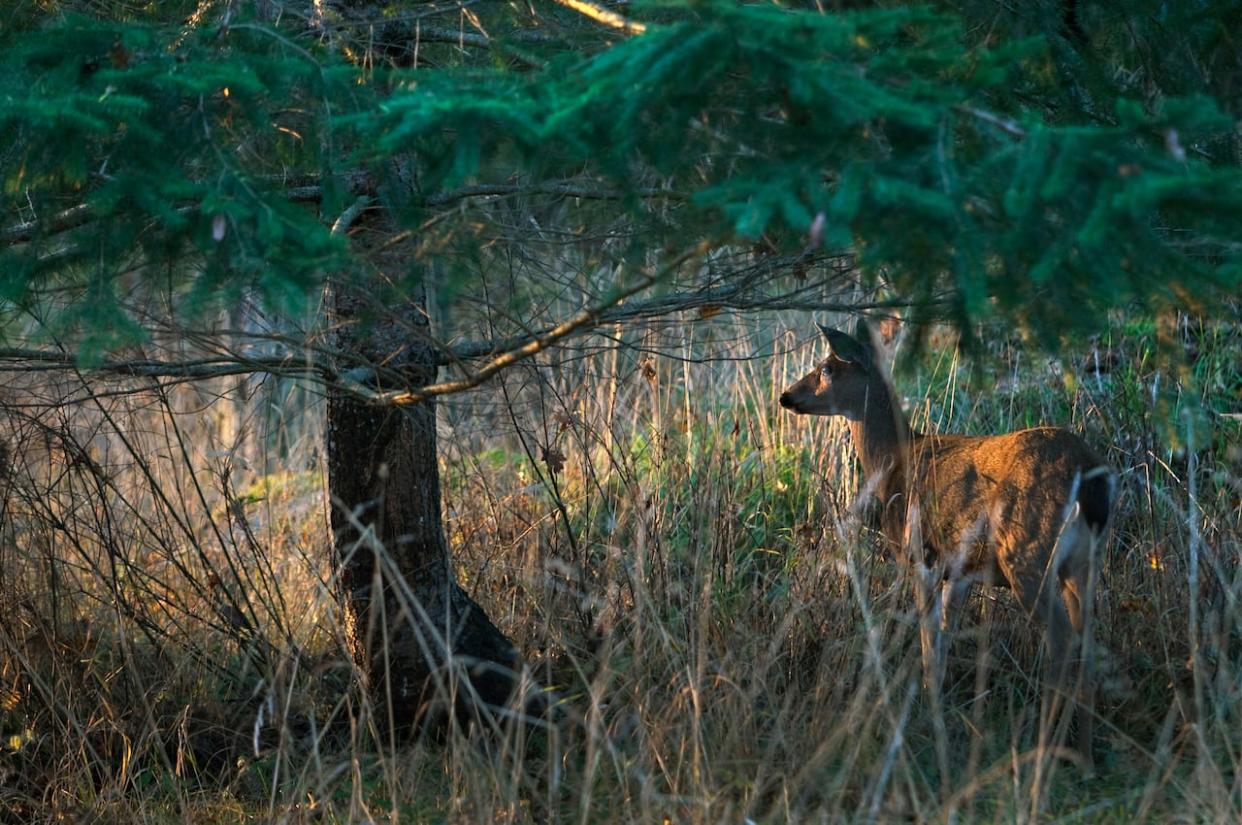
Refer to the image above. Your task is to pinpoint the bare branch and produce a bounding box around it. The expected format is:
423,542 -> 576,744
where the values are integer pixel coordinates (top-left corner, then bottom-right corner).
551,0 -> 647,35
2,204 -> 94,244
424,181 -> 683,206
0,347 -> 320,380
953,105 -> 1027,138
378,242 -> 710,405
411,24 -> 548,69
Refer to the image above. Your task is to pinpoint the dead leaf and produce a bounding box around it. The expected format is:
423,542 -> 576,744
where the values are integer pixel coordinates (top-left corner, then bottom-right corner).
698,304 -> 722,320
639,355 -> 657,384
543,446 -> 566,476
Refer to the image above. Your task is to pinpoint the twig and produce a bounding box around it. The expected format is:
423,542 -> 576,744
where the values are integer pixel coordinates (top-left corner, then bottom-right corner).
380,242 -> 708,404
2,204 -> 94,244
551,0 -> 646,35
413,24 -> 548,70
0,347 -> 320,380
953,104 -> 1027,138
332,196 -> 373,236
424,181 -> 681,206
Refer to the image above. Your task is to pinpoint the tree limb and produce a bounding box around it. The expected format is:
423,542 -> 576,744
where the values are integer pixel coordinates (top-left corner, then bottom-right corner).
0,347 -> 320,380
2,204 -> 95,244
378,242 -> 708,405
425,181 -> 682,206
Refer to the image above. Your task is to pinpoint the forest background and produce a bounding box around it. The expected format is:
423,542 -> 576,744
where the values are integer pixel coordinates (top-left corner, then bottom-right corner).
1,1 -> 1240,822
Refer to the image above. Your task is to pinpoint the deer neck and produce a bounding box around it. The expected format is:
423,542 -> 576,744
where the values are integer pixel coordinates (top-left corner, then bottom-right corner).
848,378 -> 912,484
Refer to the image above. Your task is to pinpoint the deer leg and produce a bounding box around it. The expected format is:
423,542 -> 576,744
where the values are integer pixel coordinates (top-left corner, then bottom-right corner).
913,562 -> 955,799
902,500 -> 945,694
914,564 -> 942,693
1061,563 -> 1098,770
1041,587 -> 1076,730
1003,563 -> 1078,775
933,575 -> 974,691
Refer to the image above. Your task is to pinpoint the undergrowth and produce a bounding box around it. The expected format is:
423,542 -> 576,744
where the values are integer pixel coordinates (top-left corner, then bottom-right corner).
0,312 -> 1238,823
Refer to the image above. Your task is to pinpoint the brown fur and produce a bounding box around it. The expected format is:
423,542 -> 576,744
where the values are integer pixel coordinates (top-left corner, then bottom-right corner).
780,324 -> 1115,767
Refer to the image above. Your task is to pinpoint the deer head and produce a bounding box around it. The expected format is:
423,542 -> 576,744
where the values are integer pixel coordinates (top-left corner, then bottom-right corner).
778,323 -> 884,422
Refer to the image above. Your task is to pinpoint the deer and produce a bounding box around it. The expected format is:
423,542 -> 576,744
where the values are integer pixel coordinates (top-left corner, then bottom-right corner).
779,322 -> 1116,768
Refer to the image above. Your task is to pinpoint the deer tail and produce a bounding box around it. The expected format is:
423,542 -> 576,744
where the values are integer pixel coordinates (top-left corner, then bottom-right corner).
1078,465 -> 1116,537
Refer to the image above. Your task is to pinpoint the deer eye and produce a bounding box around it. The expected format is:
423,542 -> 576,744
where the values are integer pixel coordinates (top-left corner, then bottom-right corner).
821,364 -> 835,377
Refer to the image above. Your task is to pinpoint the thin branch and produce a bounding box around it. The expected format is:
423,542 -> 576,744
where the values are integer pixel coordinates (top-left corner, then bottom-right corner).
551,0 -> 647,35
379,242 -> 710,405
0,348 -> 320,380
953,105 -> 1027,139
2,204 -> 94,244
424,181 -> 682,206
412,24 -> 548,70
332,195 -> 373,236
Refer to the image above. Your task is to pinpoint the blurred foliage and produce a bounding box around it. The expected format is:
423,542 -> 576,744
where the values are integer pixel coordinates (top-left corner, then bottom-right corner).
1,0 -> 1239,356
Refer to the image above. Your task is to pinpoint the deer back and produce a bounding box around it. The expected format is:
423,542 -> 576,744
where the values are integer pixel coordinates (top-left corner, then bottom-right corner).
895,428 -> 1111,581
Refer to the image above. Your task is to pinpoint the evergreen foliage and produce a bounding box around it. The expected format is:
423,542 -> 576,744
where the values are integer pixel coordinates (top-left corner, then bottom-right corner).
2,1 -> 1239,356
1,11 -> 353,339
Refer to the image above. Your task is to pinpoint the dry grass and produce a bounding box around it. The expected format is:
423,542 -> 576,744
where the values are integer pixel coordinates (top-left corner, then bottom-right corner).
0,312 -> 1238,823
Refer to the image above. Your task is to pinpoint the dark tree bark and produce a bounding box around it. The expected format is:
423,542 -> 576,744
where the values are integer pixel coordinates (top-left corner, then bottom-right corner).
326,247 -> 518,734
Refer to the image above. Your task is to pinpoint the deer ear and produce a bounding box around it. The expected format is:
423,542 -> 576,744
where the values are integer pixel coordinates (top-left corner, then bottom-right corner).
818,324 -> 870,365
852,318 -> 877,357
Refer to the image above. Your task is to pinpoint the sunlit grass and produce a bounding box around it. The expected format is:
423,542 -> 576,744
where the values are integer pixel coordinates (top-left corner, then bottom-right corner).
1,311 -> 1239,822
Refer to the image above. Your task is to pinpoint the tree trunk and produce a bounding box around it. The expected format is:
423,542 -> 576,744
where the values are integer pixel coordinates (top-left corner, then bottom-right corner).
326,257 -> 517,734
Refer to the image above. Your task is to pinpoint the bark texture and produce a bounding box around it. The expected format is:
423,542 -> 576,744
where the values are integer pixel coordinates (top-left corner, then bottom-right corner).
326,259 -> 517,733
